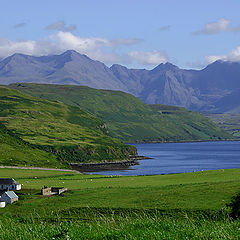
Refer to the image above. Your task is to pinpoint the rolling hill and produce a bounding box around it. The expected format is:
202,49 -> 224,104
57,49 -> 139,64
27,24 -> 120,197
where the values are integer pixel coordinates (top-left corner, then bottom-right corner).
206,113 -> 240,138
10,83 -> 232,142
0,86 -> 136,167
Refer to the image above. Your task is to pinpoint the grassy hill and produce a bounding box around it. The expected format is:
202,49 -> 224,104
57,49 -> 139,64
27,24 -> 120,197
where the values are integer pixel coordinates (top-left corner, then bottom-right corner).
10,83 -> 232,142
0,122 -> 64,168
206,113 -> 240,138
0,86 -> 136,167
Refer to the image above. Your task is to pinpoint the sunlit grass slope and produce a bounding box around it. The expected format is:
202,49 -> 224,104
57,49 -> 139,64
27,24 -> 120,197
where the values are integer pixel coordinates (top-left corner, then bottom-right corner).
10,83 -> 232,142
0,122 -> 63,168
0,86 -> 136,166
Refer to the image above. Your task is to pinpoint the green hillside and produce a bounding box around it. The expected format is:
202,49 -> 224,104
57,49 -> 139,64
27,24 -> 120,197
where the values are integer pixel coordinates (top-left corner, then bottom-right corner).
10,83 -> 232,142
0,122 -> 64,168
0,86 -> 136,167
205,113 -> 240,138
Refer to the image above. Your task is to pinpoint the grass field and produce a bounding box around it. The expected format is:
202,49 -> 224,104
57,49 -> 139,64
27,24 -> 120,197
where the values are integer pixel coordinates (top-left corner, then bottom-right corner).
0,168 -> 240,239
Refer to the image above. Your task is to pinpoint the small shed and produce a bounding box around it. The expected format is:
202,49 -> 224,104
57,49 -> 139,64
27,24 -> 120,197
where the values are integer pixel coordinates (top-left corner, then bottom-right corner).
41,186 -> 68,196
0,178 -> 21,191
1,191 -> 18,204
41,186 -> 52,196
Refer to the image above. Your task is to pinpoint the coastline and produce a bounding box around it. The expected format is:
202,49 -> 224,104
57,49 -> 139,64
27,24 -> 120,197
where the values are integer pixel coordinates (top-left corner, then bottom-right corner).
0,165 -> 79,173
126,138 -> 240,145
70,155 -> 150,172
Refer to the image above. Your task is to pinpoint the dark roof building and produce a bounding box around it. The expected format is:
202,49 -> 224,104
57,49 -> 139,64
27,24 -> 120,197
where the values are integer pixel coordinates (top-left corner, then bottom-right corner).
0,178 -> 21,190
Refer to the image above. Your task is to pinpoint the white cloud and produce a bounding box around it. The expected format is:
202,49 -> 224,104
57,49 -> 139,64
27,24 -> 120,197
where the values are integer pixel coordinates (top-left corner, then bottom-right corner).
194,18 -> 240,35
128,50 -> 167,65
0,31 -> 168,67
45,21 -> 77,32
0,38 -> 36,57
0,32 -> 150,65
206,46 -> 240,63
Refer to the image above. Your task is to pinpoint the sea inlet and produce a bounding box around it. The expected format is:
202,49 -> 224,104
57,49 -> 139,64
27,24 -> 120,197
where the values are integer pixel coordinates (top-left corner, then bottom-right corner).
88,141 -> 240,176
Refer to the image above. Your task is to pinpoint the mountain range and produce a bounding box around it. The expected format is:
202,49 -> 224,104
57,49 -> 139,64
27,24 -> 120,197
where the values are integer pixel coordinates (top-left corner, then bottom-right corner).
1,50 -> 240,113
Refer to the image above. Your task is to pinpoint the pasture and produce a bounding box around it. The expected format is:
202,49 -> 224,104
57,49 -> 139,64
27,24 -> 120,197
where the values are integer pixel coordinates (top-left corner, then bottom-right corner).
0,168 -> 240,239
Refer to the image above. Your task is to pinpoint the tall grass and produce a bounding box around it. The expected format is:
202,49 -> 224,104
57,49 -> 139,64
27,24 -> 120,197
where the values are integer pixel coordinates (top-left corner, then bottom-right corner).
0,209 -> 239,239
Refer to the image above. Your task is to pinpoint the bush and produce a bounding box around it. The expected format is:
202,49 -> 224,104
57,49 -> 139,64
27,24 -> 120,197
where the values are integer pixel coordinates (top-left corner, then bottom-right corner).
227,192 -> 240,219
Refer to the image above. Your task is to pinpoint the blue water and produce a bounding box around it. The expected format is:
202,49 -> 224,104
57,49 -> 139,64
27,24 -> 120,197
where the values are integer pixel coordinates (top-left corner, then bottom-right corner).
88,141 -> 240,176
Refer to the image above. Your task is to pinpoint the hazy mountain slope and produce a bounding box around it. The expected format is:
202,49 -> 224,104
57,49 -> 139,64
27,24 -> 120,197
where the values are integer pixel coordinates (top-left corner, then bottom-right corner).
10,83 -> 232,142
110,64 -> 148,97
137,63 -> 201,108
0,50 -> 128,91
0,86 -> 136,166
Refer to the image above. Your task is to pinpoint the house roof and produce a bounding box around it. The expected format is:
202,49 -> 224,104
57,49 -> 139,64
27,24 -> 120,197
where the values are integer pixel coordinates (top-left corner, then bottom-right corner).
0,178 -> 19,185
2,191 -> 18,199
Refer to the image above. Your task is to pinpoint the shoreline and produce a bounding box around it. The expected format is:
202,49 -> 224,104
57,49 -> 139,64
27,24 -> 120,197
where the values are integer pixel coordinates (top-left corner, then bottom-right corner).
0,165 -> 80,173
125,138 -> 240,145
0,156 -> 150,173
70,156 -> 150,172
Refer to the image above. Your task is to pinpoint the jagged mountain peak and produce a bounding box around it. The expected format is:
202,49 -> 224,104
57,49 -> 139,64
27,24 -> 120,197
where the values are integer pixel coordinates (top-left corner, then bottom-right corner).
59,50 -> 90,60
151,62 -> 179,72
203,60 -> 240,71
110,63 -> 127,70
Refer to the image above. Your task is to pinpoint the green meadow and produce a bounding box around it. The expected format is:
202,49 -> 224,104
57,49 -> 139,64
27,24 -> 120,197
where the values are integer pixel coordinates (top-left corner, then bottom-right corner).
0,168 -> 240,239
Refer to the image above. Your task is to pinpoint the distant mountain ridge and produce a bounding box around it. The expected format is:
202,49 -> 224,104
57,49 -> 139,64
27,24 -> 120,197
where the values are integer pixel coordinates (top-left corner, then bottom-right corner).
1,50 -> 240,113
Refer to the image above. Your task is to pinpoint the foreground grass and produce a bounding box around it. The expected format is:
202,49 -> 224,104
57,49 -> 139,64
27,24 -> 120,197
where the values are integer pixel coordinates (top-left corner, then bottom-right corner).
1,168 -> 240,239
1,211 -> 240,240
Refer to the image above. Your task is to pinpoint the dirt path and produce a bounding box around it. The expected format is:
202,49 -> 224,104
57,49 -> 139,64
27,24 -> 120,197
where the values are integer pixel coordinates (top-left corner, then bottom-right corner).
0,165 -> 80,173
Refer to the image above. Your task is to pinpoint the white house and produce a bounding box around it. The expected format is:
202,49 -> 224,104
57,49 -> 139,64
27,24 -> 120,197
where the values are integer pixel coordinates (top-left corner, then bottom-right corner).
0,178 -> 21,191
1,191 -> 18,204
0,201 -> 6,208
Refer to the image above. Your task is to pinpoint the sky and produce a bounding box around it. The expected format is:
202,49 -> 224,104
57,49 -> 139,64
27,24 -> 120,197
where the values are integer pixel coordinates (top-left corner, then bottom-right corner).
1,0 -> 240,69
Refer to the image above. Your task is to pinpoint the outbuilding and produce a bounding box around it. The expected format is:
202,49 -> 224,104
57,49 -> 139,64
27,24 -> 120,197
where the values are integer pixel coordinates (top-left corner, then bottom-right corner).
1,191 -> 18,204
0,201 -> 6,208
0,178 -> 21,191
